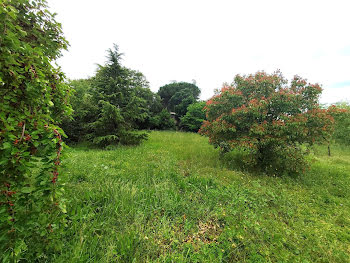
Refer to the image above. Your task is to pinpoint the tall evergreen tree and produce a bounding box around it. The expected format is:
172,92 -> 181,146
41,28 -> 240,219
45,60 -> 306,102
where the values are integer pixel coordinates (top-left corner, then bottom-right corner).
89,45 -> 149,146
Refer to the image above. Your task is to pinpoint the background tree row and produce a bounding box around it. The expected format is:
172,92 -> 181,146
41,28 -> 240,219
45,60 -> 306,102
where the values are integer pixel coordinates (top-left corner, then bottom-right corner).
62,48 -> 207,147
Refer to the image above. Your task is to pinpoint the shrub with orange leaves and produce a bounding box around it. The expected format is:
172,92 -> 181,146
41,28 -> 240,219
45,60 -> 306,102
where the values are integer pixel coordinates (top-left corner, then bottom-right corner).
200,71 -> 334,175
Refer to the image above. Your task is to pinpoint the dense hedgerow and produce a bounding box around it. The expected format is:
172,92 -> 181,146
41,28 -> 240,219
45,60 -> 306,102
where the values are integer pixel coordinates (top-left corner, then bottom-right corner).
0,0 -> 71,261
200,71 -> 334,175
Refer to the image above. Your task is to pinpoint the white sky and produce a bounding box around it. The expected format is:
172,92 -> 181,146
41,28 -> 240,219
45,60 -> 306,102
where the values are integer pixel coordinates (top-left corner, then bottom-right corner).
48,0 -> 350,104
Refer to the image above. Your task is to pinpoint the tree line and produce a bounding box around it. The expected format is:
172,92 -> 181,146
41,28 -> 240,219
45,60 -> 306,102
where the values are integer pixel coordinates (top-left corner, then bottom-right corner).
62,46 -> 350,150
61,45 -> 206,147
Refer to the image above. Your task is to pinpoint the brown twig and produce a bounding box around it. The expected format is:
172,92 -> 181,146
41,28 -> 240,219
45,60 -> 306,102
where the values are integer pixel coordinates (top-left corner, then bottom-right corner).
19,123 -> 26,142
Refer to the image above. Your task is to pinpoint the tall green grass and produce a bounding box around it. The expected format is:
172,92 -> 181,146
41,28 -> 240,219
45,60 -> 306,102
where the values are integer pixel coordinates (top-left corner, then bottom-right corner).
55,131 -> 350,262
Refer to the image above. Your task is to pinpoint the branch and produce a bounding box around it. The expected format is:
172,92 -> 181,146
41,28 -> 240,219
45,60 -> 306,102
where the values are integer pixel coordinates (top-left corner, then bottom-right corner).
19,123 -> 26,142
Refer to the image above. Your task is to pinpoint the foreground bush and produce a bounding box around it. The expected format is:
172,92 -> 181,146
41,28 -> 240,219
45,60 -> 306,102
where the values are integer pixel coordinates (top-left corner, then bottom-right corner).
0,0 -> 71,261
200,71 -> 334,175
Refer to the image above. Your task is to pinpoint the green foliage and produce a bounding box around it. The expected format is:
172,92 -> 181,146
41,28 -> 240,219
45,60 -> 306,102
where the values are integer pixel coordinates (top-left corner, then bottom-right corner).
56,131 -> 350,262
91,100 -> 125,146
180,101 -> 206,132
169,89 -> 196,117
61,79 -> 97,143
148,109 -> 176,130
62,45 -> 181,145
200,71 -> 334,175
132,87 -> 167,130
328,102 -> 350,145
62,45 -> 154,147
0,0 -> 71,260
93,46 -> 149,128
158,82 -> 200,117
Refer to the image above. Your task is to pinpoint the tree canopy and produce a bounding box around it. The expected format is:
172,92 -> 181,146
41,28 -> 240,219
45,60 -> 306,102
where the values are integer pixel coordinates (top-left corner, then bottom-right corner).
61,45 -> 177,146
158,82 -> 200,116
200,71 -> 334,175
328,102 -> 350,145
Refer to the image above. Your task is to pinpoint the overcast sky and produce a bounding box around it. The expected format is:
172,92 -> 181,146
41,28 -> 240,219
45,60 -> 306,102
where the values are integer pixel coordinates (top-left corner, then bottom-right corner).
48,0 -> 350,104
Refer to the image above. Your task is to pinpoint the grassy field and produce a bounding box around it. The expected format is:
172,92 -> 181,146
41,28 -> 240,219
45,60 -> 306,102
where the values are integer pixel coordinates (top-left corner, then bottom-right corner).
55,131 -> 350,262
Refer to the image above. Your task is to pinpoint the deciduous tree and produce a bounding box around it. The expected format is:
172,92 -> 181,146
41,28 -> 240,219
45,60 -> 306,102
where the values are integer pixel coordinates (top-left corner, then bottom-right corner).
328,102 -> 350,145
200,71 -> 334,175
158,82 -> 200,116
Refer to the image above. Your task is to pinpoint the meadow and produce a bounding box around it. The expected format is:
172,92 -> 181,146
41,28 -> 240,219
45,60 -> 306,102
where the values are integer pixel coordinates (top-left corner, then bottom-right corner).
55,131 -> 350,262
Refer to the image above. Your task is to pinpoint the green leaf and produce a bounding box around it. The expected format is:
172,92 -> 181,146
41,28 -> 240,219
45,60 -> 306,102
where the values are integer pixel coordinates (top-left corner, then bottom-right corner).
22,187 -> 35,194
59,203 -> 67,213
2,142 -> 11,149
